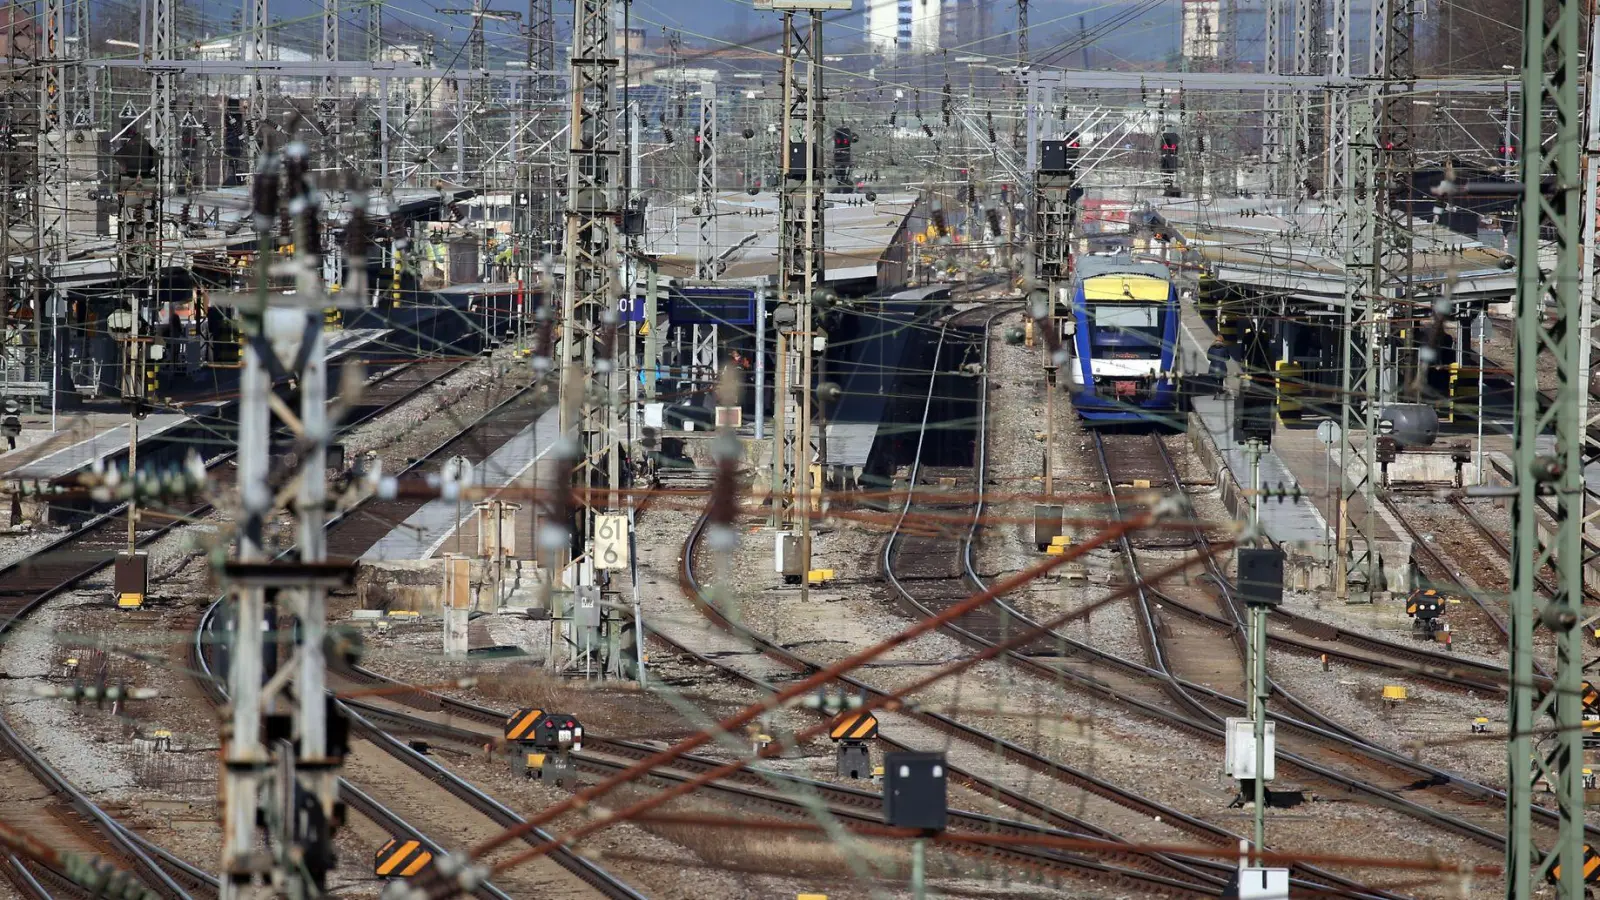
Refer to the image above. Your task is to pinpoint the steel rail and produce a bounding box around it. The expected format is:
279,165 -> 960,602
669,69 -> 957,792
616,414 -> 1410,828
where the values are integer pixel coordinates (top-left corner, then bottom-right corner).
0,615 -> 195,900
1379,485 -> 1551,683
648,303 -> 1237,894
875,306 -> 1402,899
0,358 -> 471,899
910,311 -> 1411,897
190,600 -> 515,900
189,369 -> 643,900
337,694 -> 1218,895
4,855 -> 68,900
338,704 -> 647,900
1087,432 -> 1521,844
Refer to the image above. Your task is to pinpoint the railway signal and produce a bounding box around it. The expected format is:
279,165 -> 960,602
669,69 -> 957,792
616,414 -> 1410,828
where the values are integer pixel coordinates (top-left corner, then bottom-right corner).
1233,546 -> 1283,872
508,710 -> 584,787
829,710 -> 878,779
884,751 -> 947,900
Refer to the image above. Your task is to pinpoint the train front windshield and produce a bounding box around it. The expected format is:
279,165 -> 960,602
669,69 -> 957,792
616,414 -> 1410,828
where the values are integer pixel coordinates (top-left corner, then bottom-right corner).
1087,304 -> 1167,359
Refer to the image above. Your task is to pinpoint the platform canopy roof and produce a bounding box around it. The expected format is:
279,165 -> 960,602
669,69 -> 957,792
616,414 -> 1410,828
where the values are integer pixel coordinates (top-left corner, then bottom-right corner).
643,191 -> 919,284
1144,197 -> 1517,307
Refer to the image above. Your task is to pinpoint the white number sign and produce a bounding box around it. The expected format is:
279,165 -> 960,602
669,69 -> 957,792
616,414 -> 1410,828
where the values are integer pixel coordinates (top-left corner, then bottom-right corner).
594,514 -> 630,569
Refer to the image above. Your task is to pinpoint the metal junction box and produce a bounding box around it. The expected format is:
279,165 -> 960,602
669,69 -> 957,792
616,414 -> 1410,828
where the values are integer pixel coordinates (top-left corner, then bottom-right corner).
775,532 -> 806,584
1222,717 -> 1276,780
114,551 -> 149,609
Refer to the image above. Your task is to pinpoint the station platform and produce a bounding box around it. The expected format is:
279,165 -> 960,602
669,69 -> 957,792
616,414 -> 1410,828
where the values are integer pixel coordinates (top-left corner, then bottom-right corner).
1177,300 -> 1415,590
362,407 -> 559,561
1190,397 -> 1329,546
0,327 -> 391,483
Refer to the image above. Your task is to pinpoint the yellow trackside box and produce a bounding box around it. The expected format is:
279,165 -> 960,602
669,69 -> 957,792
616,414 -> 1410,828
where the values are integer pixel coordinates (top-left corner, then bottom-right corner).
807,569 -> 836,585
117,593 -> 145,609
1382,685 -> 1407,702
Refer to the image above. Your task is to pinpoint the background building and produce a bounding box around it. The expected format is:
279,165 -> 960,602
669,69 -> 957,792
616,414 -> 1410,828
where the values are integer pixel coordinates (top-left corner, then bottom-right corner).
866,0 -> 942,57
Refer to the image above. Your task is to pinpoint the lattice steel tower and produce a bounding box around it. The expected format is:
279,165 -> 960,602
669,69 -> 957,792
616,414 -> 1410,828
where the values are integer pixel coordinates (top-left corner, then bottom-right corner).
555,0 -> 621,665
1506,0 -> 1590,889
771,8 -> 826,528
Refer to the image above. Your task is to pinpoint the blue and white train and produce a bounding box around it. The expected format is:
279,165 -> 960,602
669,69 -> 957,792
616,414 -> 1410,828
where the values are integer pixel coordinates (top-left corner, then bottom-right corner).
1063,255 -> 1182,423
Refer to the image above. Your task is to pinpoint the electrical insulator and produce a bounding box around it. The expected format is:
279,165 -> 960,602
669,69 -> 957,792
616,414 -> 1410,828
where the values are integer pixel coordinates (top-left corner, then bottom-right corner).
922,123 -> 933,138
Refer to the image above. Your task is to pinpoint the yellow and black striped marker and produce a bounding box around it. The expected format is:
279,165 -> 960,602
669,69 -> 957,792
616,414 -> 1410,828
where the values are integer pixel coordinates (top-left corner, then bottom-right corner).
1583,681 -> 1598,712
374,838 -> 433,878
829,711 -> 879,742
504,707 -> 544,742
1548,844 -> 1600,884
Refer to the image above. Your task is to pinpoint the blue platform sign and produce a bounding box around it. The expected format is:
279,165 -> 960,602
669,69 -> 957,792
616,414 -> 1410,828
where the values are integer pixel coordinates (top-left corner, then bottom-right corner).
672,287 -> 756,326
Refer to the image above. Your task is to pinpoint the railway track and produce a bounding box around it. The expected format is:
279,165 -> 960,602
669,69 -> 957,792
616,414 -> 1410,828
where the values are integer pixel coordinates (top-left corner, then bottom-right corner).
181,366 -> 644,899
188,603 -> 528,900
1085,432 -> 1531,847
1381,484 -> 1560,680
882,306 -> 1568,858
1485,456 -> 1600,564
2,356 -> 468,612
0,356 -> 472,899
662,305 -> 1418,898
871,309 -> 1415,896
188,612 -> 644,900
634,304 -> 1242,894
327,664 -> 1224,895
324,376 -> 552,560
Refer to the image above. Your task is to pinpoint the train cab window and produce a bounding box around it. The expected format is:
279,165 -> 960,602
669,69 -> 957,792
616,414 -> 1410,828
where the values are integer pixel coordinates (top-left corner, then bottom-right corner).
1088,305 -> 1166,358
